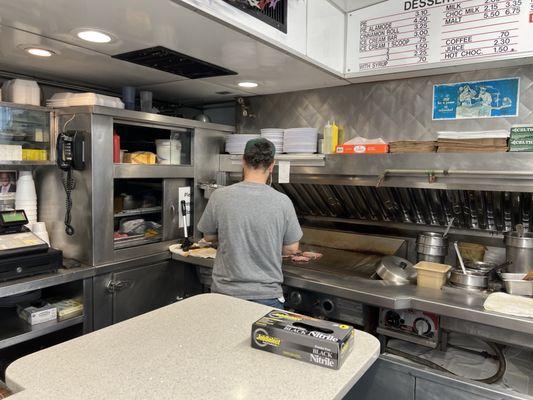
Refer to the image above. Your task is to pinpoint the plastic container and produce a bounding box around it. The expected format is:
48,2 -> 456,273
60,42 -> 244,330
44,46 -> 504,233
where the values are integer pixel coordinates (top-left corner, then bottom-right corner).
46,92 -> 124,108
2,79 -> 41,106
122,86 -> 136,110
458,242 -> 486,262
140,91 -> 153,113
414,261 -> 452,290
113,130 -> 121,163
31,222 -> 50,245
156,139 -> 181,165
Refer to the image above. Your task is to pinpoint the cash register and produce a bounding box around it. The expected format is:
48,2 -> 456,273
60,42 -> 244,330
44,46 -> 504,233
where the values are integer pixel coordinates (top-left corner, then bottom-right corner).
0,210 -> 62,282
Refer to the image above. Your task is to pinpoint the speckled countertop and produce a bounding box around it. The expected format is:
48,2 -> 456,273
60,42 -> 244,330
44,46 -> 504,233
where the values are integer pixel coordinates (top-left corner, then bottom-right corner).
6,294 -> 380,400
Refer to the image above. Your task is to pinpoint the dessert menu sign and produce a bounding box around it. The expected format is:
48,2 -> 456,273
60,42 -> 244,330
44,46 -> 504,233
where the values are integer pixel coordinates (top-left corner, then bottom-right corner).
346,0 -> 533,75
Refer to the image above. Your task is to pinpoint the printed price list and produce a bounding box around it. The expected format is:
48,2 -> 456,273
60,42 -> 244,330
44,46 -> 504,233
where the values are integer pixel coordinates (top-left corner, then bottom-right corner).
440,0 -> 524,62
358,8 -> 432,71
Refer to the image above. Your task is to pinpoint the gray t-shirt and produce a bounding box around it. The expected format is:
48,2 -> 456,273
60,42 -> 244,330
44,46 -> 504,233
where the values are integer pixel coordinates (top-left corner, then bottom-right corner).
197,181 -> 303,300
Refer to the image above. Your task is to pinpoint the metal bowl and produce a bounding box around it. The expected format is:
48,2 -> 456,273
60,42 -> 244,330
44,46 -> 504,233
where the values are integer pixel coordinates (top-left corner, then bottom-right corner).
449,268 -> 488,289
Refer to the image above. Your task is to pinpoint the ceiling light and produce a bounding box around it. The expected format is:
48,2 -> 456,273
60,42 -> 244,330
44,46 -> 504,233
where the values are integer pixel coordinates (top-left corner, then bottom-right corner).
26,48 -> 54,57
238,81 -> 258,88
77,30 -> 112,43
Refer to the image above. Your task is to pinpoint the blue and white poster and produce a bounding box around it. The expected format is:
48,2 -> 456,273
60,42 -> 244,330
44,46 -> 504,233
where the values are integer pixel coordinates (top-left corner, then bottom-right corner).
432,78 -> 519,120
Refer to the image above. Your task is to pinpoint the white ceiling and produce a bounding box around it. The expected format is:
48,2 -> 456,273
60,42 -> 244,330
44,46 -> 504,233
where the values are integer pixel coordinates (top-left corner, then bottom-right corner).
329,0 -> 387,12
0,0 -> 346,104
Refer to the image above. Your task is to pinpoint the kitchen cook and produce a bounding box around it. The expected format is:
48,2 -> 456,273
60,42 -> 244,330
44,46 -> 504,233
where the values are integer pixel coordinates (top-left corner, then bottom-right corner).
197,138 -> 303,309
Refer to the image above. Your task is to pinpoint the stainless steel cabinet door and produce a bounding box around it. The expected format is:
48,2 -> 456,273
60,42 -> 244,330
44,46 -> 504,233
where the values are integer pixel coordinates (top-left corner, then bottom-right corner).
163,179 -> 189,241
415,379 -> 522,400
111,261 -> 184,324
344,358 -> 415,400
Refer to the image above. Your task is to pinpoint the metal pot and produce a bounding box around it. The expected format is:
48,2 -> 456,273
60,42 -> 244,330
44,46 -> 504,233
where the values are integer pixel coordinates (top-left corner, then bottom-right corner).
121,194 -> 139,210
449,268 -> 488,290
416,232 -> 448,263
375,256 -> 417,285
504,231 -> 533,273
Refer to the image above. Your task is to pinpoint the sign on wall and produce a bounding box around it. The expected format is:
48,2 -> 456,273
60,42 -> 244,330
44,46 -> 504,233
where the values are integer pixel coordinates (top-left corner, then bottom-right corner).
346,0 -> 533,76
432,77 -> 519,120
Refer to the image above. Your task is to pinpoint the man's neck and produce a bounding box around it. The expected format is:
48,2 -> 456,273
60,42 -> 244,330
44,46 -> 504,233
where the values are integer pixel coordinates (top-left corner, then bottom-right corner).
243,170 -> 269,184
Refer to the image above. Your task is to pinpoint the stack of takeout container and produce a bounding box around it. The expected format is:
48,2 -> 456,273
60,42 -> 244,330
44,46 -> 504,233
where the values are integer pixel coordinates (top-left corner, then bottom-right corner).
15,171 -> 37,224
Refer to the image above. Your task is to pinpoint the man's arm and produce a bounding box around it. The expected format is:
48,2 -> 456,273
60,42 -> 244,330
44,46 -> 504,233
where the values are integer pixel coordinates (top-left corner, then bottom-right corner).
282,199 -> 303,255
197,193 -> 218,243
282,241 -> 300,256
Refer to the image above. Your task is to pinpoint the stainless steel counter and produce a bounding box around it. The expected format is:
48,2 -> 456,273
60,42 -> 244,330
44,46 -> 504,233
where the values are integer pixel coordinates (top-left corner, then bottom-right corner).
171,253 -> 533,335
0,252 -> 173,299
0,266 -> 94,298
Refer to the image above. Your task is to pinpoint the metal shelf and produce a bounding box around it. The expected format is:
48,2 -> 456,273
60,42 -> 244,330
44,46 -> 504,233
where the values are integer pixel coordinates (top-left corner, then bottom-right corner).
113,164 -> 194,179
0,101 -> 52,113
0,267 -> 94,299
0,161 -> 53,166
113,235 -> 162,250
0,309 -> 83,350
114,206 -> 162,218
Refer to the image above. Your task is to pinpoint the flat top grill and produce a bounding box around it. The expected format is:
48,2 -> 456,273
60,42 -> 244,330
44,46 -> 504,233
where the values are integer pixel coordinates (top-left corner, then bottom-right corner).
283,244 -> 382,280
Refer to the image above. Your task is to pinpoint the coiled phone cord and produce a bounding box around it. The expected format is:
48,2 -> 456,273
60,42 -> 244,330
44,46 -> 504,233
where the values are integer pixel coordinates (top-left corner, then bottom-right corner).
62,169 -> 75,236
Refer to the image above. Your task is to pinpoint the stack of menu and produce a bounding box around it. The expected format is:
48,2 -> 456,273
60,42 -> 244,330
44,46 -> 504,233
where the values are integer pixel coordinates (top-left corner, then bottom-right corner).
389,140 -> 437,153
437,131 -> 509,153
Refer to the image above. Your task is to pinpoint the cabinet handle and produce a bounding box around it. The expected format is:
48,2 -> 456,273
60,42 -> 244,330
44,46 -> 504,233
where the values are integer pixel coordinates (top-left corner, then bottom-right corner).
106,280 -> 133,293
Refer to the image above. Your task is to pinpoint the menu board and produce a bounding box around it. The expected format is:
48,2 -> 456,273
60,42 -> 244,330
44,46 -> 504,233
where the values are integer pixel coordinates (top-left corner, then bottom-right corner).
346,0 -> 533,75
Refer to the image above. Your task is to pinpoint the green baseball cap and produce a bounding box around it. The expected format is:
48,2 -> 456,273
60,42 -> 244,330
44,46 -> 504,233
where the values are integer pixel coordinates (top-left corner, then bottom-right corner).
244,138 -> 276,157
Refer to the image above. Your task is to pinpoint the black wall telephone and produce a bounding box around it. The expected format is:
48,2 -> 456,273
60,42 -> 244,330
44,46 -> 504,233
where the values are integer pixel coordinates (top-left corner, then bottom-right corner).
57,130 -> 85,171
56,130 -> 86,236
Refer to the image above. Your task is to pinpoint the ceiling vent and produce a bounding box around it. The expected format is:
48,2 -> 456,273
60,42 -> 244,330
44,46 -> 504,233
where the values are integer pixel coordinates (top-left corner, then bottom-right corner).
112,46 -> 237,79
222,0 -> 287,33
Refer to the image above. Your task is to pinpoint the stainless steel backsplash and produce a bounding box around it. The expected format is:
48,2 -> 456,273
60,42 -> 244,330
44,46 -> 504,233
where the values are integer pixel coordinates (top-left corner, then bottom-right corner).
238,65 -> 533,141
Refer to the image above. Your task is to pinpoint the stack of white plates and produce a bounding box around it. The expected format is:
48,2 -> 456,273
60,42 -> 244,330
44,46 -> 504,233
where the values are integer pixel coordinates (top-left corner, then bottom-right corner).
260,129 -> 284,153
15,171 -> 37,224
283,128 -> 318,154
225,134 -> 260,155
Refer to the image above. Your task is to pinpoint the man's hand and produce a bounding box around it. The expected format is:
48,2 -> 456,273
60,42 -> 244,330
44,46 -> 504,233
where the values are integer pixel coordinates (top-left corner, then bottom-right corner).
203,234 -> 218,246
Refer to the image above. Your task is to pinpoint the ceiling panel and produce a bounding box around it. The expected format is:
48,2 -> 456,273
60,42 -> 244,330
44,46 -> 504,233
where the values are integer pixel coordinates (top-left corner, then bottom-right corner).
0,0 -> 347,102
137,79 -> 250,103
0,26 -> 185,88
330,0 -> 388,12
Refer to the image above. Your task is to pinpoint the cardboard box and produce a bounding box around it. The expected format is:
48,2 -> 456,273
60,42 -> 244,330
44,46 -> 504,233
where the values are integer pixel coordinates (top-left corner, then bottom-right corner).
336,144 -> 388,154
123,151 -> 156,164
510,126 -> 533,152
48,298 -> 84,321
18,302 -> 57,325
251,310 -> 354,369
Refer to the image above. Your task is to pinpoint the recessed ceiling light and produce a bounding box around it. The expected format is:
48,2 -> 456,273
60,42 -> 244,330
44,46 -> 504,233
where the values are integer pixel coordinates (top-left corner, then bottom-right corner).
77,30 -> 112,43
26,48 -> 54,57
238,81 -> 258,88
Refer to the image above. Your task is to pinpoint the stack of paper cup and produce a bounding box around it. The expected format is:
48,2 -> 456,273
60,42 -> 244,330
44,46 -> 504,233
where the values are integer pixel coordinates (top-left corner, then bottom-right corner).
31,222 -> 50,245
15,171 -> 37,224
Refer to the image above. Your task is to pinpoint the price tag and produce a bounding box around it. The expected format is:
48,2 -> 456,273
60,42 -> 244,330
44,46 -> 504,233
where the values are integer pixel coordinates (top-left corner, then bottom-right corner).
278,161 -> 291,184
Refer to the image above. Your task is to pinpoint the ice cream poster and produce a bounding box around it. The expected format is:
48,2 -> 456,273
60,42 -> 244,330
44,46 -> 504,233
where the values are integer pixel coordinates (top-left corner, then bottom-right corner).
432,77 -> 519,120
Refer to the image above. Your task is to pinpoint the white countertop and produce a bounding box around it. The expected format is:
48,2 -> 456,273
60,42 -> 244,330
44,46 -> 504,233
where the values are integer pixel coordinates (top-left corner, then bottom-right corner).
6,294 -> 380,400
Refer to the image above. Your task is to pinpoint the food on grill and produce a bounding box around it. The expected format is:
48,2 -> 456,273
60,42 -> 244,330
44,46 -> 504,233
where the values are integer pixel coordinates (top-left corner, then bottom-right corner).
291,255 -> 311,263
302,251 -> 323,260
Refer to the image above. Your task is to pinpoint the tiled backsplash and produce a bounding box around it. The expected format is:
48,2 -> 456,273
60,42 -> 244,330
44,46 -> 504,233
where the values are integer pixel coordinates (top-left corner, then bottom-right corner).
239,65 -> 533,142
